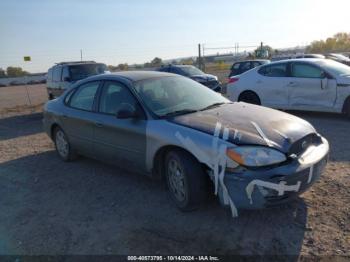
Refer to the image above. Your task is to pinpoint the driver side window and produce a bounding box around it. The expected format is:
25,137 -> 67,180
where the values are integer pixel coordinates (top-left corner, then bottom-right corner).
99,81 -> 137,115
291,63 -> 324,78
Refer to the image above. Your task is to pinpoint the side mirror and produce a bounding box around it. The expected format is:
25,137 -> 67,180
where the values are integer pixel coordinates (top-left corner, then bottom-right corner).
116,108 -> 137,119
116,103 -> 140,119
63,76 -> 71,82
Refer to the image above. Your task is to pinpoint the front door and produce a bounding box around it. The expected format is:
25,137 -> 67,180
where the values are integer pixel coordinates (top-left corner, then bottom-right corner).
93,81 -> 147,173
288,62 -> 337,109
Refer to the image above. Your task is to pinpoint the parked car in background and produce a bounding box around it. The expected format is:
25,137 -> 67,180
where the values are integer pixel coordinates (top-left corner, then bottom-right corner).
272,54 -> 325,61
43,71 -> 328,212
46,61 -> 108,100
9,80 -> 25,86
295,54 -> 325,59
326,53 -> 350,66
229,60 -> 270,77
157,65 -> 221,92
226,58 -> 350,116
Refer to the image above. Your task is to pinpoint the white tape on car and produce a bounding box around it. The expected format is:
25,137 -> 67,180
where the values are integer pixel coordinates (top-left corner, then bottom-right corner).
308,165 -> 314,184
246,179 -> 301,205
175,122 -> 238,217
251,121 -> 273,147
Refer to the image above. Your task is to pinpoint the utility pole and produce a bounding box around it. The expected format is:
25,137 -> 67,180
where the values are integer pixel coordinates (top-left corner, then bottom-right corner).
198,44 -> 202,70
202,44 -> 206,72
80,49 -> 83,61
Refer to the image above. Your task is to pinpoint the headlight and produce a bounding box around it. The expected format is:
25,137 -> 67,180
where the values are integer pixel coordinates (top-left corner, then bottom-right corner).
226,146 -> 286,167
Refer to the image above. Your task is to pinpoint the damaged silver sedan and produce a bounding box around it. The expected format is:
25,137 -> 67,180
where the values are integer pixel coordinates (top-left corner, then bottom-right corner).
43,71 -> 329,216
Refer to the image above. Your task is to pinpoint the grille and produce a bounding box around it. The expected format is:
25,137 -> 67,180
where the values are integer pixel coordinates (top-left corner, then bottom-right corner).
288,133 -> 322,156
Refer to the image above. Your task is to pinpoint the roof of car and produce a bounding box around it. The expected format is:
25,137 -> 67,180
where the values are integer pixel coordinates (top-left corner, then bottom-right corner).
269,58 -> 326,64
236,59 -> 270,62
87,71 -> 175,82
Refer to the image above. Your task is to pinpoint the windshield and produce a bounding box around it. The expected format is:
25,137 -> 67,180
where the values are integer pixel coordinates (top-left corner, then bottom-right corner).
69,63 -> 107,81
179,66 -> 205,76
133,76 -> 229,117
318,59 -> 350,76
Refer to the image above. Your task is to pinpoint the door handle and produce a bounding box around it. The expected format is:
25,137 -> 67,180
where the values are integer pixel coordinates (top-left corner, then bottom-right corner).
94,122 -> 103,128
62,115 -> 68,119
288,82 -> 298,87
256,80 -> 262,84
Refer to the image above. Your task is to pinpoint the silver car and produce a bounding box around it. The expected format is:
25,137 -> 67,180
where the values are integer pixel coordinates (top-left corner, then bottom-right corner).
43,71 -> 329,216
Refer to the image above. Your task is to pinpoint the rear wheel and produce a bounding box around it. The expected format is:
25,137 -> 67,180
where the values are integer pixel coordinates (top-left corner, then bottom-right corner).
165,150 -> 208,211
53,127 -> 77,161
238,91 -> 261,105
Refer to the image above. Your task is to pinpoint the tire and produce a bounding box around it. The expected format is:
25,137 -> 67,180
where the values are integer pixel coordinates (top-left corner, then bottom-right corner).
343,97 -> 350,118
165,150 -> 208,211
53,127 -> 77,161
238,91 -> 261,105
48,93 -> 54,100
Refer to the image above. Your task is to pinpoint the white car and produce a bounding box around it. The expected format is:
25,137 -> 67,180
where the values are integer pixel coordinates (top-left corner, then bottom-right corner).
226,58 -> 350,116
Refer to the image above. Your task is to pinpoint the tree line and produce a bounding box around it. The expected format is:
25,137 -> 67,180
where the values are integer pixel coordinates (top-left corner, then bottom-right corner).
0,67 -> 29,78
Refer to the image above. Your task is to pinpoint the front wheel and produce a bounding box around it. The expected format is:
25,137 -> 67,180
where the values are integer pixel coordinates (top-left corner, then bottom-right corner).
165,150 -> 208,211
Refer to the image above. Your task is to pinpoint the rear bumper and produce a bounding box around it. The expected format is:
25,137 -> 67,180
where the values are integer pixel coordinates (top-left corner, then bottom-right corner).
219,137 -> 329,209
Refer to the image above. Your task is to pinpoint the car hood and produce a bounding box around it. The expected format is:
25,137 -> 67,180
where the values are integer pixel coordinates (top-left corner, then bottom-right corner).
190,74 -> 217,82
169,102 -> 316,153
337,75 -> 350,85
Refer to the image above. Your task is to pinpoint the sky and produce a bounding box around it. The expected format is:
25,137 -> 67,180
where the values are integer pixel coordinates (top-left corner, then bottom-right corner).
0,0 -> 349,73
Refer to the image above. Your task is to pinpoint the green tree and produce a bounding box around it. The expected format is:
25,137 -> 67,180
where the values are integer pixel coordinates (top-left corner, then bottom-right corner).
6,66 -> 28,77
151,57 -> 162,67
117,63 -> 128,71
307,32 -> 350,53
107,65 -> 118,72
0,68 -> 6,78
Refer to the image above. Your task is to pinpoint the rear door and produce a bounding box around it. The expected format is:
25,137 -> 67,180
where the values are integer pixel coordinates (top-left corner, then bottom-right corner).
61,81 -> 101,155
288,62 -> 337,109
255,62 -> 289,108
93,80 -> 147,172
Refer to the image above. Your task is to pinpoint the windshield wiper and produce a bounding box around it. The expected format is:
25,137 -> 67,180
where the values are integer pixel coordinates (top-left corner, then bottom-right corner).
161,109 -> 198,118
199,102 -> 226,111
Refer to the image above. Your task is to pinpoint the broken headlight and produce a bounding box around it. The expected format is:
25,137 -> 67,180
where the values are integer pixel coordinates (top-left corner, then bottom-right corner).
226,146 -> 286,167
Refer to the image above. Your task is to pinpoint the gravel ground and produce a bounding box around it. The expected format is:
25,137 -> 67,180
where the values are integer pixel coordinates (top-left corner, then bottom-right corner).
0,86 -> 349,259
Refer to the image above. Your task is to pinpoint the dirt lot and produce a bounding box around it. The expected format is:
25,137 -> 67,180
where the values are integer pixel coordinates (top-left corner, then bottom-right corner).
0,85 -> 349,259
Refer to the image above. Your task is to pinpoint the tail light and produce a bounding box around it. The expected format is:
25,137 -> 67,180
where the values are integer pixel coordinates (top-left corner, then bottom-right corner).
228,77 -> 239,84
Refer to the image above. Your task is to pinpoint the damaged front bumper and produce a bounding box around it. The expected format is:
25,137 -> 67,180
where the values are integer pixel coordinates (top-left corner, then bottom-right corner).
218,137 -> 329,209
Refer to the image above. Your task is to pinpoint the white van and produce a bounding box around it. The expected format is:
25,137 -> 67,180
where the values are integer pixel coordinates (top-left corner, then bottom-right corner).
46,61 -> 108,99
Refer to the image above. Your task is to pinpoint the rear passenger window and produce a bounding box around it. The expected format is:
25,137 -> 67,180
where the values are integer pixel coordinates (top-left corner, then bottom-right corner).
291,63 -> 323,78
258,63 -> 287,77
53,67 -> 62,82
69,81 -> 100,111
252,62 -> 261,67
232,63 -> 240,70
240,62 -> 251,72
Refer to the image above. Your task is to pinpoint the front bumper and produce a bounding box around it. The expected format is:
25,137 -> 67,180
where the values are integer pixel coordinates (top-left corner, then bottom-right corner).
218,137 -> 329,209
200,80 -> 222,92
